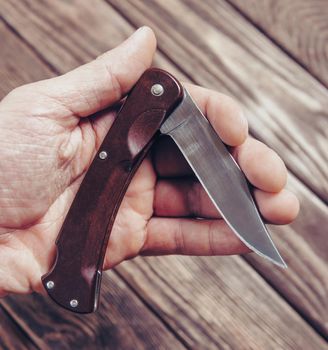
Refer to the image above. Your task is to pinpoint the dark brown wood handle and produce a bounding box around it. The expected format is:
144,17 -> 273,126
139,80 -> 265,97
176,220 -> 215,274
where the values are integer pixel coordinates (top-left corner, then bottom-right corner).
41,68 -> 183,313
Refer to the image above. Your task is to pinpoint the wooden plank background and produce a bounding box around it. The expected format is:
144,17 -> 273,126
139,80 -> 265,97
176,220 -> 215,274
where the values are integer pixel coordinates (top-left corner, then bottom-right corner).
0,1 -> 327,349
228,0 -> 328,87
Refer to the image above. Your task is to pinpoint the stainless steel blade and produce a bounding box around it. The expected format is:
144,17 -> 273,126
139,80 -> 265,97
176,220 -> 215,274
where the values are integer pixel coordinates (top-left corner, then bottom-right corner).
160,88 -> 286,267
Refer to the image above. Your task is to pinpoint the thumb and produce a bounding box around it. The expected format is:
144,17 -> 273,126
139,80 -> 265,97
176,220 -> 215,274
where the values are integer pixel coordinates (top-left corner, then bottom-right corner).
31,27 -> 157,118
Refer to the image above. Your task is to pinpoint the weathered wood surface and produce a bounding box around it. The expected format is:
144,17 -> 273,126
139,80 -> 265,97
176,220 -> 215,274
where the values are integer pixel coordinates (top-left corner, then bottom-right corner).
0,0 -> 327,349
0,272 -> 186,350
228,0 -> 328,87
116,255 -> 328,349
0,21 -> 55,98
0,305 -> 36,350
245,176 -> 328,336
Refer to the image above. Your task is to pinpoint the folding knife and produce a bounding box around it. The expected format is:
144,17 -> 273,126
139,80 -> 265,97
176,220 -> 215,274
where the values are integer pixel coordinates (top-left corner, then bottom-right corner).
42,68 -> 286,314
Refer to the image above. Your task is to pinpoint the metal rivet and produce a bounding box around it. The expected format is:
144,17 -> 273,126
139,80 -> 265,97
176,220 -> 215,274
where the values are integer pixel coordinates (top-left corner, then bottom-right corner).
70,299 -> 79,308
151,84 -> 164,96
46,281 -> 55,290
99,151 -> 108,160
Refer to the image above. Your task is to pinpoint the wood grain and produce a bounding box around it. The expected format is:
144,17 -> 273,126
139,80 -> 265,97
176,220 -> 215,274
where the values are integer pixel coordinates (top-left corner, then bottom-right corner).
1,272 -> 186,350
0,20 -> 55,99
116,255 -> 328,350
108,0 -> 328,203
228,0 -> 328,87
245,175 -> 328,337
0,0 -> 327,347
0,305 -> 36,350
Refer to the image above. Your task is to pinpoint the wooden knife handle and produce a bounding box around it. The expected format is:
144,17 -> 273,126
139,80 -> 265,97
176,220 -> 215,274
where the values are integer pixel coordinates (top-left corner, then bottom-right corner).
41,68 -> 183,313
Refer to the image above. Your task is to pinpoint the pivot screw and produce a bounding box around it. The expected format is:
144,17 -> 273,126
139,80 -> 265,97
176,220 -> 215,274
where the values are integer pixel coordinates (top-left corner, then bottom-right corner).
46,281 -> 55,290
99,151 -> 108,160
151,84 -> 164,96
70,299 -> 79,308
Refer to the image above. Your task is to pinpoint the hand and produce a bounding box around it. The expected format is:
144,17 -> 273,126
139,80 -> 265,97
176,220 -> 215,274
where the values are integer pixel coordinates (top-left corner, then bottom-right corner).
0,27 -> 299,296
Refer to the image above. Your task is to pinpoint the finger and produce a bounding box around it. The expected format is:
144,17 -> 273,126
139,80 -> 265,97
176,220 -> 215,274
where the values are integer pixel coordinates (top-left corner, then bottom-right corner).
154,178 -> 221,219
153,86 -> 248,176
142,217 -> 250,256
154,178 -> 299,224
153,136 -> 192,177
17,27 -> 156,121
185,84 -> 248,146
233,138 -> 287,192
254,189 -> 300,224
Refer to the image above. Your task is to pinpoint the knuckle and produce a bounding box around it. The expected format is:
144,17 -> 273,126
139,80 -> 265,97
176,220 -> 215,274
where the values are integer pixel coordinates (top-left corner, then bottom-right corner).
103,63 -> 122,100
174,220 -> 185,254
187,181 -> 202,216
207,221 -> 216,255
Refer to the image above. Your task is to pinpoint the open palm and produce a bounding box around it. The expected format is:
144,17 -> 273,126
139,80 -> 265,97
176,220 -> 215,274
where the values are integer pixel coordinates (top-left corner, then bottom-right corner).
0,27 -> 299,297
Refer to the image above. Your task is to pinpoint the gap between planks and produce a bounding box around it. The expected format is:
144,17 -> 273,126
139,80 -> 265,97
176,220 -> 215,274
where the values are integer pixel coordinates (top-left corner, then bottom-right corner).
0,303 -> 39,350
0,14 -> 58,75
112,269 -> 192,350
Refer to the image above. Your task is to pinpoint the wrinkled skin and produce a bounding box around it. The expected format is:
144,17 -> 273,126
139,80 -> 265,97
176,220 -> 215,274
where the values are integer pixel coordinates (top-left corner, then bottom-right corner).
0,27 -> 299,297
